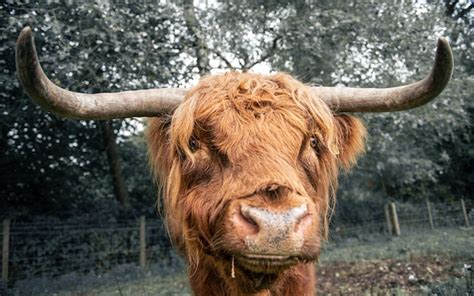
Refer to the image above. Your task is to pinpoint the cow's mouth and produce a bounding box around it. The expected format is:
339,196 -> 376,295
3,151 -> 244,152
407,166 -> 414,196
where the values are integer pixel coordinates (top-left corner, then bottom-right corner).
235,253 -> 301,274
228,253 -> 304,291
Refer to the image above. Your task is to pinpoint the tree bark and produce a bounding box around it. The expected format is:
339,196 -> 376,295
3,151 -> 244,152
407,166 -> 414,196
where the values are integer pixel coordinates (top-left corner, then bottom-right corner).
182,0 -> 211,75
99,121 -> 130,210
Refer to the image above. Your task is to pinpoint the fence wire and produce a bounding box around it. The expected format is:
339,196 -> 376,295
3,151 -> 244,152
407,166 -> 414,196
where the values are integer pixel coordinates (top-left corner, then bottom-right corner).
1,199 -> 472,288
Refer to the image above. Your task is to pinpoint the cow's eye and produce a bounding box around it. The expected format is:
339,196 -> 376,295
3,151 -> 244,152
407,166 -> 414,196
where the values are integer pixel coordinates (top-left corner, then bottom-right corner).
310,135 -> 319,150
189,136 -> 199,152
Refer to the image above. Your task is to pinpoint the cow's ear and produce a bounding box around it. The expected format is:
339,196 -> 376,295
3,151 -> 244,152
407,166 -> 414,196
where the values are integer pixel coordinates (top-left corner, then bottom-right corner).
146,116 -> 173,178
333,114 -> 366,170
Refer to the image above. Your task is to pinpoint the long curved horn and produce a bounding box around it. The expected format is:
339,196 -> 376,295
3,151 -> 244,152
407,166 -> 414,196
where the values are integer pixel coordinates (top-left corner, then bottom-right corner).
312,38 -> 453,112
16,26 -> 186,119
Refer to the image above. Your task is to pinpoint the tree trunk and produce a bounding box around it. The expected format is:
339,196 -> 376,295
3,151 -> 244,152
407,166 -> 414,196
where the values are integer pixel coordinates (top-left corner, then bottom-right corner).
99,121 -> 130,210
293,1 -> 309,76
182,0 -> 211,75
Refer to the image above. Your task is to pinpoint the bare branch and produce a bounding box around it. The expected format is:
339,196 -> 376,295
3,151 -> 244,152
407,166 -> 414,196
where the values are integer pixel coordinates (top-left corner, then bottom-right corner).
245,35 -> 282,70
455,3 -> 474,19
213,50 -> 236,70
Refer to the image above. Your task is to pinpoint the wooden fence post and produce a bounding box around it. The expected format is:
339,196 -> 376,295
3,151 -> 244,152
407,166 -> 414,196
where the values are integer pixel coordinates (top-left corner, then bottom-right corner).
2,219 -> 10,283
139,216 -> 146,269
460,199 -> 470,228
389,202 -> 401,236
426,199 -> 435,230
384,204 -> 393,234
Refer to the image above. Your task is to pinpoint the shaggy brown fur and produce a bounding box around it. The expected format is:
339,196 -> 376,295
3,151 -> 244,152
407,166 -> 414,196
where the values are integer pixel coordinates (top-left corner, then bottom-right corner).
146,72 -> 366,295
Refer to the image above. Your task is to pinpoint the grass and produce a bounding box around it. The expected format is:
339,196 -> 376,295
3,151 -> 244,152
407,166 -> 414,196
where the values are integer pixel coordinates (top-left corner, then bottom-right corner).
322,227 -> 474,262
12,227 -> 474,295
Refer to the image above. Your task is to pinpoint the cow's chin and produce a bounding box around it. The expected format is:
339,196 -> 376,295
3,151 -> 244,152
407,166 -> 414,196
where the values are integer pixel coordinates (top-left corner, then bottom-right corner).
220,252 -> 317,292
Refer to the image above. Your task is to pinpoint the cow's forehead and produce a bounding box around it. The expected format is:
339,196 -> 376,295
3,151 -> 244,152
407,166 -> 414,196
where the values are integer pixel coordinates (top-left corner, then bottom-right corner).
172,72 -> 336,158
200,97 -> 309,158
188,79 -> 319,159
190,72 -> 316,127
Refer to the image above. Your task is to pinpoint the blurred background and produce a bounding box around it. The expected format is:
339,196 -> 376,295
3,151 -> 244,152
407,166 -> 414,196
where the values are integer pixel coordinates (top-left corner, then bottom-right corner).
0,0 -> 472,295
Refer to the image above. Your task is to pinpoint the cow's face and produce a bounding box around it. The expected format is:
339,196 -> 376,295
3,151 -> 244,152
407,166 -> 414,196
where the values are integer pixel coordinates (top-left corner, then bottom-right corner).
147,72 -> 366,290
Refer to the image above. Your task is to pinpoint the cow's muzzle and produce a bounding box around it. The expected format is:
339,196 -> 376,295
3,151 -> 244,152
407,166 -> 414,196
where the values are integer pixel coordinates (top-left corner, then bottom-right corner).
232,203 -> 312,256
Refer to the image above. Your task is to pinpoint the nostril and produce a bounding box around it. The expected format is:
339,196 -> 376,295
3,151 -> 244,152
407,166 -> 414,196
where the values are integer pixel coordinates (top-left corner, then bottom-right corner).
241,207 -> 258,227
295,212 -> 312,234
236,205 -> 259,234
284,203 -> 310,232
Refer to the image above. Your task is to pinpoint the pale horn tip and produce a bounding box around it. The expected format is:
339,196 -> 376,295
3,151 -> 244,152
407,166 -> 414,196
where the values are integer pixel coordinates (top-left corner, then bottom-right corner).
18,26 -> 33,42
432,36 -> 454,88
436,37 -> 452,58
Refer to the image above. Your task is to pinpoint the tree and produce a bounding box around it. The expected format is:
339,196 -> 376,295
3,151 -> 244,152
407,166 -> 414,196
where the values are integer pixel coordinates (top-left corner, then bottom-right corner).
0,1 -> 195,219
182,0 -> 211,75
171,0 -> 472,207
2,0 -> 471,222
99,121 -> 130,210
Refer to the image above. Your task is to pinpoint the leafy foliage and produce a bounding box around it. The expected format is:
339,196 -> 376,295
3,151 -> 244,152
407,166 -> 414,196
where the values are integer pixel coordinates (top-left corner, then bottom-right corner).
203,0 -> 472,204
1,0 -> 472,222
0,1 -> 194,219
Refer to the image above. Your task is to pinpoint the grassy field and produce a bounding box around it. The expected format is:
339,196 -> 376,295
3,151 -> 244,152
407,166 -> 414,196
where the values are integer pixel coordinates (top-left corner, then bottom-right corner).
13,227 -> 474,295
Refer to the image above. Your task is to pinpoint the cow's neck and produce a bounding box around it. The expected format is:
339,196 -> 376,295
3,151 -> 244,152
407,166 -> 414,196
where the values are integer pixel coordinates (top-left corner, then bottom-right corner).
188,257 -> 316,296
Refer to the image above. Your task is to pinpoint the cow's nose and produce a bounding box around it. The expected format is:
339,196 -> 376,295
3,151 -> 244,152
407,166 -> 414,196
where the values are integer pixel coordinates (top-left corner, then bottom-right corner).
233,203 -> 312,253
241,204 -> 308,232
